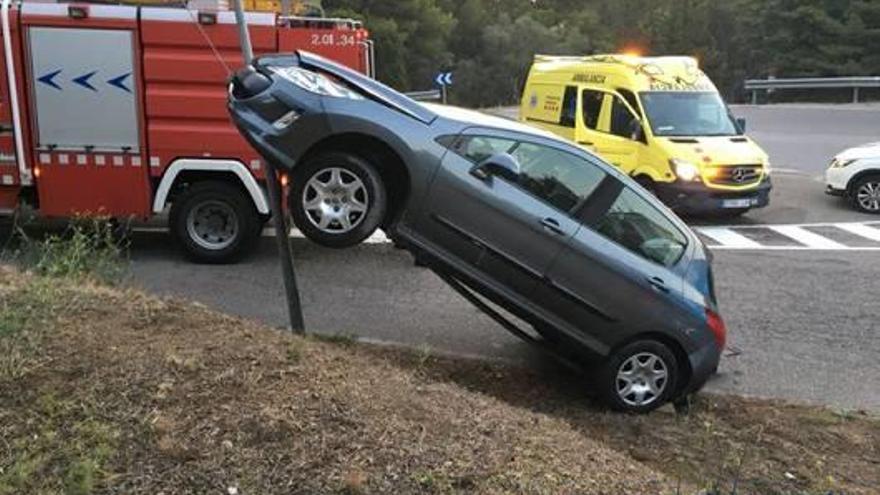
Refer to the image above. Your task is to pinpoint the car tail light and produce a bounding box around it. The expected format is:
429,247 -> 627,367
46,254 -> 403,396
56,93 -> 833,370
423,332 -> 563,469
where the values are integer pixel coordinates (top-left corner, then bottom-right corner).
706,308 -> 726,350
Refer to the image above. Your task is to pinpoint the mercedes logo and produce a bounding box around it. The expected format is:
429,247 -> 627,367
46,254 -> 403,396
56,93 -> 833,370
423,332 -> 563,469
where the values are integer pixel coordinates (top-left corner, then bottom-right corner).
731,167 -> 749,183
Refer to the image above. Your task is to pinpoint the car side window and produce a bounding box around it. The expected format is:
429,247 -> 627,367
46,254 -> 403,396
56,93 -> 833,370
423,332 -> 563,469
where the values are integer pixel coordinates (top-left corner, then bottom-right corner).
594,187 -> 688,266
559,86 -> 578,128
610,95 -> 636,138
581,89 -> 603,129
511,142 -> 606,212
456,136 -> 516,163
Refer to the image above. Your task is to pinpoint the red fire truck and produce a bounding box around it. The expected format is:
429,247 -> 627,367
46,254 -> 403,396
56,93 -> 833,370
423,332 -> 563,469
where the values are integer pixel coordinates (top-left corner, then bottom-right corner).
0,0 -> 372,262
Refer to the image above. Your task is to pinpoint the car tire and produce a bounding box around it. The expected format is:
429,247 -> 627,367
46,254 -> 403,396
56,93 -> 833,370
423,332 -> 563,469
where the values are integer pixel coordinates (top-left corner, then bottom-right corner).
170,181 -> 262,264
290,152 -> 387,248
598,339 -> 680,414
849,174 -> 880,214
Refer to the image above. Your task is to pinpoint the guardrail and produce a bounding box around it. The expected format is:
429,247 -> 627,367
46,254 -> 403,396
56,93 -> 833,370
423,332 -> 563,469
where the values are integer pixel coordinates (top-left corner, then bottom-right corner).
405,89 -> 445,103
744,76 -> 880,104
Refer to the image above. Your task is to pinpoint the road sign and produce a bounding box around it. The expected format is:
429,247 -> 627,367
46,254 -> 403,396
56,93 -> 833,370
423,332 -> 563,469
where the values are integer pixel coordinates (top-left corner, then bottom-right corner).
435,71 -> 453,86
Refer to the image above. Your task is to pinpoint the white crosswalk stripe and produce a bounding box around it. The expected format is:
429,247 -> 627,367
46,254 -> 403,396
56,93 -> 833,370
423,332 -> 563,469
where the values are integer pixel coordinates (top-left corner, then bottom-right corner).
836,222 -> 880,242
695,222 -> 880,251
768,225 -> 847,249
697,227 -> 762,249
134,221 -> 880,252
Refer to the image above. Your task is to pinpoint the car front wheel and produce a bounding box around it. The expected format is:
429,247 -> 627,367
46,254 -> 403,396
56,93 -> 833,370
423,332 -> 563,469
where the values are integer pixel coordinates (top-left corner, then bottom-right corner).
850,175 -> 880,214
599,340 -> 680,413
290,152 -> 387,248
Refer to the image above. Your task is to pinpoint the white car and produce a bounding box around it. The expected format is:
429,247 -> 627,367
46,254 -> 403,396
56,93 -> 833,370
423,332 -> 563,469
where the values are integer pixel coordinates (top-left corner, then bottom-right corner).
825,142 -> 880,213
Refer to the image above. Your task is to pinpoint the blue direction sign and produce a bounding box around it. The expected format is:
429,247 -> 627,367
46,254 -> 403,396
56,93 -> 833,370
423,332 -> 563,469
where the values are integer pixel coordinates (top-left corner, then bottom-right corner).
435,71 -> 453,87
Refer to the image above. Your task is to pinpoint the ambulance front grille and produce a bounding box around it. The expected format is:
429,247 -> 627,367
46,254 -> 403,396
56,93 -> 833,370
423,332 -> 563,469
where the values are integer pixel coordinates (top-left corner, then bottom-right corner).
707,164 -> 763,186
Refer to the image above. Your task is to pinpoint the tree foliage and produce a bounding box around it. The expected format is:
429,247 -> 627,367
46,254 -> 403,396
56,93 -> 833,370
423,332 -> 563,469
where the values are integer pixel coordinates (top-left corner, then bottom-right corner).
324,0 -> 880,105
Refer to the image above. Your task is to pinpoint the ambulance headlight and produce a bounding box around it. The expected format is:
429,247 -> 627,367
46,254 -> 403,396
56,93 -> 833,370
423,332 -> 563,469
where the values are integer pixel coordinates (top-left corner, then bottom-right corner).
274,67 -> 363,100
671,159 -> 700,181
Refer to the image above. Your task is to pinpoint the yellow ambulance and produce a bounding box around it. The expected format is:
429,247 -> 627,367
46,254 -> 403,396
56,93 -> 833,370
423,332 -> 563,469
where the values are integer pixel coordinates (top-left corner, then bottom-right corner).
519,54 -> 771,215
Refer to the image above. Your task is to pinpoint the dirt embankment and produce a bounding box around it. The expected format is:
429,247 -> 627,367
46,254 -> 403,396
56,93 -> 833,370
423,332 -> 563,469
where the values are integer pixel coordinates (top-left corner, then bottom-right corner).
1,267 -> 877,494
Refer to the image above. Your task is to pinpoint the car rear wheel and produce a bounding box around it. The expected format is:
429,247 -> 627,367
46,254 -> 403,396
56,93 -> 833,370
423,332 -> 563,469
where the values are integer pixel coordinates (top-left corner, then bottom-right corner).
170,181 -> 262,264
290,152 -> 387,248
599,340 -> 679,413
850,175 -> 880,214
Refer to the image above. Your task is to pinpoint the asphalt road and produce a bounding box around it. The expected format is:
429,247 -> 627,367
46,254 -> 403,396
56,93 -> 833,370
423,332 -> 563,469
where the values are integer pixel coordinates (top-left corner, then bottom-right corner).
124,104 -> 880,411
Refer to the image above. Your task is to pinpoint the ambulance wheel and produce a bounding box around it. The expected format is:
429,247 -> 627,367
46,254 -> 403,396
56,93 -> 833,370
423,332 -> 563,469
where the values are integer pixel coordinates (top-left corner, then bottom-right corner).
289,152 -> 387,248
170,181 -> 261,264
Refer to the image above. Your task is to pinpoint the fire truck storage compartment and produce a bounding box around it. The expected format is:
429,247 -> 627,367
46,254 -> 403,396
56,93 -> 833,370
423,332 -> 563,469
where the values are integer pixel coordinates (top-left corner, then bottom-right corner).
29,28 -> 139,151
22,4 -> 151,218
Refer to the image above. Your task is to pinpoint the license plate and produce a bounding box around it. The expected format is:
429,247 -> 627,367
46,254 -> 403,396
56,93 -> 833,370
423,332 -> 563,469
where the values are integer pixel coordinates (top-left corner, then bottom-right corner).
722,198 -> 752,208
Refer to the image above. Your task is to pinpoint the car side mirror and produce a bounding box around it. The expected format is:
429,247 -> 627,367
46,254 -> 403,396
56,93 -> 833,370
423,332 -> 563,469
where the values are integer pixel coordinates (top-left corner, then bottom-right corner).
470,153 -> 521,182
629,118 -> 646,144
735,117 -> 747,134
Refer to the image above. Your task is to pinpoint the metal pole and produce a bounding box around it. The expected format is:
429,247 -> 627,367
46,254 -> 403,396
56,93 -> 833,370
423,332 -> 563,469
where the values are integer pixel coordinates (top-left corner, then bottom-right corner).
232,0 -> 254,64
263,159 -> 306,332
232,0 -> 306,333
853,87 -> 860,104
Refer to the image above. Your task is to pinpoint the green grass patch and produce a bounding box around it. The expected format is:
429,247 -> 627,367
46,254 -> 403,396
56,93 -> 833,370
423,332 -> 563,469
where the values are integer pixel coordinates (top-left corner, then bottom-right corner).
0,277 -> 62,381
0,392 -> 118,495
9,216 -> 128,285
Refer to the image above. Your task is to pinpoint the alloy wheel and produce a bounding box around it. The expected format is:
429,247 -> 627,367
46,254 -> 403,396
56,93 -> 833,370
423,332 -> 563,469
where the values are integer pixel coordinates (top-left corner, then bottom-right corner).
856,181 -> 880,212
302,167 -> 369,234
615,352 -> 669,407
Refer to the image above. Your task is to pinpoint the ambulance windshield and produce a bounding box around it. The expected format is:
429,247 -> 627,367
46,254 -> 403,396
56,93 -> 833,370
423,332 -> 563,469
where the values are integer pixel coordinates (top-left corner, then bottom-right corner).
640,91 -> 738,137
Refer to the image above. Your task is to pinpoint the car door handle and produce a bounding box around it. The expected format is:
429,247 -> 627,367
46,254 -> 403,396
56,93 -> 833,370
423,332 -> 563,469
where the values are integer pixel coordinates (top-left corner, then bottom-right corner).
578,140 -> 594,146
647,276 -> 669,293
539,217 -> 566,236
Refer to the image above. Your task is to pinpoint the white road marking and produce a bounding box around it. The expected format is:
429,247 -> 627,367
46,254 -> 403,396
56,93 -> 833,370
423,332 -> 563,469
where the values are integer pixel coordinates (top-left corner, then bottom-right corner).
837,222 -> 880,242
768,225 -> 847,249
135,221 -> 880,252
697,227 -> 762,249
261,227 -> 391,244
695,221 -> 880,251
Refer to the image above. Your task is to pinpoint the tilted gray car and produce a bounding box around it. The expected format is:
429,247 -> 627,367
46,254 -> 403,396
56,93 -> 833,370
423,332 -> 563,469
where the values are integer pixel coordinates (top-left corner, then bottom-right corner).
228,51 -> 726,413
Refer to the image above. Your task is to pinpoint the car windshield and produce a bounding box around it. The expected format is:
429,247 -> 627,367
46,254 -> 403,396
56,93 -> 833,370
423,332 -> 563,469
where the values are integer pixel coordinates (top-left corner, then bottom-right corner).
639,91 -> 738,137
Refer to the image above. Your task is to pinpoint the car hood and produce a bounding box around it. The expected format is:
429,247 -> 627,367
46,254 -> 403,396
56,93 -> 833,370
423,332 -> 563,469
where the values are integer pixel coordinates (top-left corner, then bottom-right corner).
658,136 -> 769,166
835,142 -> 880,161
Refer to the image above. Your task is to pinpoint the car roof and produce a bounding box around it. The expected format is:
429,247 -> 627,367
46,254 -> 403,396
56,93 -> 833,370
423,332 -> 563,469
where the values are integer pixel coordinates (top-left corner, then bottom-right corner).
423,103 -> 563,140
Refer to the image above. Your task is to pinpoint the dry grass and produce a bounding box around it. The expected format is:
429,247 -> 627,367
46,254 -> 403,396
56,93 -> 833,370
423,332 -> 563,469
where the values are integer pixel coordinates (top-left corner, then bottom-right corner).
0,266 -> 877,494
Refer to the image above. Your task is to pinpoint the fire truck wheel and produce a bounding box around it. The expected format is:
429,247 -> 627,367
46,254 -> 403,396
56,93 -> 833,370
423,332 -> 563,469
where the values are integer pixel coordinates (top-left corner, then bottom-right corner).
170,181 -> 261,264
290,152 -> 387,248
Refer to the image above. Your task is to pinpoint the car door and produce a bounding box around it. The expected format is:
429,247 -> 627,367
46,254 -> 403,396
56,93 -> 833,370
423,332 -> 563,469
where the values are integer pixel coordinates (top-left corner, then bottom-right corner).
420,129 -> 607,298
535,178 -> 692,353
574,87 -> 605,152
593,92 -> 642,175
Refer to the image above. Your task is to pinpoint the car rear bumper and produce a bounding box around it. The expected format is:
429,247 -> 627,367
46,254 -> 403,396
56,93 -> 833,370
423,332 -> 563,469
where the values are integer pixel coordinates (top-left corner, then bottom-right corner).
684,340 -> 723,395
657,178 -> 772,214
